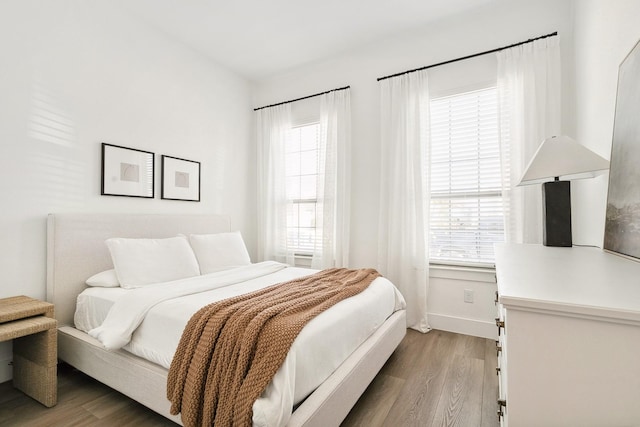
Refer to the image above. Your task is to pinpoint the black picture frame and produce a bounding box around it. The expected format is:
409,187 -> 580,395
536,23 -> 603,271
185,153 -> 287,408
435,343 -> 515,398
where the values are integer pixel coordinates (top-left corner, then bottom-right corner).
161,155 -> 201,202
101,143 -> 154,198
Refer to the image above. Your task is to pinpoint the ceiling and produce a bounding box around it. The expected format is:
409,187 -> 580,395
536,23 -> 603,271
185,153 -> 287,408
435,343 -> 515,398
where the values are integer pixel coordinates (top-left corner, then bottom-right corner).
115,0 -> 497,81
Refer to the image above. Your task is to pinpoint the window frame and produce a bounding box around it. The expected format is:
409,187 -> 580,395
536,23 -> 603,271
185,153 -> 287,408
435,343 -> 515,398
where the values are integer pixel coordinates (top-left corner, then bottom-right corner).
285,121 -> 322,257
428,85 -> 505,268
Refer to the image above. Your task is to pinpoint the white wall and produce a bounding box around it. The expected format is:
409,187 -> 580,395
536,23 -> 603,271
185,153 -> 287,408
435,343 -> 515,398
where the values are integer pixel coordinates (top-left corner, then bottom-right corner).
253,0 -> 574,339
572,0 -> 640,246
0,1 -> 253,381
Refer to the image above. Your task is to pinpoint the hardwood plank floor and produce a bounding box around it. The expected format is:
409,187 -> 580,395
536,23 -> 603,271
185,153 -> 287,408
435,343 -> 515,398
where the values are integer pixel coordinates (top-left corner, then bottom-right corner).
342,330 -> 499,427
0,330 -> 498,427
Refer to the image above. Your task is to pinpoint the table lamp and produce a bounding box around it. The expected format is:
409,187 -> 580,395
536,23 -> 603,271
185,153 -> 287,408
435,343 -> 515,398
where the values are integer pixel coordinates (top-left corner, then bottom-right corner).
518,135 -> 610,247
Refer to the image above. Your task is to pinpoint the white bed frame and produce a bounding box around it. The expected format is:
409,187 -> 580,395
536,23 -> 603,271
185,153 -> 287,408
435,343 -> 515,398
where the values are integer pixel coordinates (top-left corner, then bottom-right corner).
46,213 -> 406,426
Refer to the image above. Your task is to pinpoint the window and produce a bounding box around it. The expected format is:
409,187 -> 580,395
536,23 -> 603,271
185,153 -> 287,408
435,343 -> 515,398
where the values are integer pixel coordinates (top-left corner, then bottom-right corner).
285,122 -> 320,255
429,87 -> 504,266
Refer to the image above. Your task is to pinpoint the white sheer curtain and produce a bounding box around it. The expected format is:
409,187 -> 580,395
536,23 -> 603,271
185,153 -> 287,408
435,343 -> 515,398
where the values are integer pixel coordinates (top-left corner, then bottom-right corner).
312,89 -> 351,269
256,104 -> 294,264
497,37 -> 561,243
378,71 -> 431,333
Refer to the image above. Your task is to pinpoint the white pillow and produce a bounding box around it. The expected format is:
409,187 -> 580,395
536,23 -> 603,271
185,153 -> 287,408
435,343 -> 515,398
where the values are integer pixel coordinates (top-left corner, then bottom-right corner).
106,236 -> 200,289
85,269 -> 120,287
188,231 -> 251,274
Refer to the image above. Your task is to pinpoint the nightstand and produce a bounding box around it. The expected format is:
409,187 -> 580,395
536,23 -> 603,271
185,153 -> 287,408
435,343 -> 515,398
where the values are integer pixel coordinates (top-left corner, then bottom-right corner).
0,295 -> 57,407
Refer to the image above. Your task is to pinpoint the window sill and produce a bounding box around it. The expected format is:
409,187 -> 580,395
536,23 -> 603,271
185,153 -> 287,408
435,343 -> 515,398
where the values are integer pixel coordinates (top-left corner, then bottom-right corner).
293,254 -> 313,269
429,263 -> 496,283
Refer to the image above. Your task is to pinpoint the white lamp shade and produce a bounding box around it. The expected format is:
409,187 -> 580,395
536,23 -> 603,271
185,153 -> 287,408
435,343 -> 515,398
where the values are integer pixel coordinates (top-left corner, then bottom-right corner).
518,135 -> 610,186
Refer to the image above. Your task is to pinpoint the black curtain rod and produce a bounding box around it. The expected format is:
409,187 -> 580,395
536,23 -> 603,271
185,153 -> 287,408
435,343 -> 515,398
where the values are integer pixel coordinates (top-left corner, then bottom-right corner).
254,86 -> 350,111
377,31 -> 558,82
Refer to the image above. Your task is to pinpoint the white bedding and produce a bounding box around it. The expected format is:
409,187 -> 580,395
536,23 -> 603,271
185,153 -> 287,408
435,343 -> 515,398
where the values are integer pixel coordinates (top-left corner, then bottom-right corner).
75,262 -> 405,427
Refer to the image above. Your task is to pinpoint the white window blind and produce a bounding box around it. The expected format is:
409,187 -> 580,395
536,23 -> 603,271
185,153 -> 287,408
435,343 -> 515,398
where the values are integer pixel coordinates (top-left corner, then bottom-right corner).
285,123 -> 320,255
429,87 -> 504,266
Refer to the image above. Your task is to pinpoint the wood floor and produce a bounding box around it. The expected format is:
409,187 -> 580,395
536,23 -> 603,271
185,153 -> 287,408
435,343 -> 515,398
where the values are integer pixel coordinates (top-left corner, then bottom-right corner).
342,329 -> 499,427
0,329 -> 498,427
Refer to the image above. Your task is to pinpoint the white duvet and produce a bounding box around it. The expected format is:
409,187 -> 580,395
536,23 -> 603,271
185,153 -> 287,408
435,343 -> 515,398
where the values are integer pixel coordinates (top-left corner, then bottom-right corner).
75,262 -> 405,427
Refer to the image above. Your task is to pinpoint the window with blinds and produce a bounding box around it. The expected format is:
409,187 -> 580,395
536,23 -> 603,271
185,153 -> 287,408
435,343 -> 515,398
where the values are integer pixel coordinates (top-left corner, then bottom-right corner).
429,86 -> 504,266
285,123 -> 320,255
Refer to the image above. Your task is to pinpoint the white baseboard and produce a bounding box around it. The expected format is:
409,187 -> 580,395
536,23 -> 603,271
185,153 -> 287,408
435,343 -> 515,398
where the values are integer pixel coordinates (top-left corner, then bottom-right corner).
0,356 -> 12,383
428,313 -> 497,340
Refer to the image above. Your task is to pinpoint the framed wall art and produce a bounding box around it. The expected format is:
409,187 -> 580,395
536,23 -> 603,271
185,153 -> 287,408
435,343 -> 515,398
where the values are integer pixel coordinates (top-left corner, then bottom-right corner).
161,155 -> 201,202
101,143 -> 154,198
604,38 -> 640,261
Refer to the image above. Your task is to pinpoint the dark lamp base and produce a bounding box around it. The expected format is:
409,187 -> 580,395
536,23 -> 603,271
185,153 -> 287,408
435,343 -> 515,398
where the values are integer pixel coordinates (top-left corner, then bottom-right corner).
542,180 -> 572,247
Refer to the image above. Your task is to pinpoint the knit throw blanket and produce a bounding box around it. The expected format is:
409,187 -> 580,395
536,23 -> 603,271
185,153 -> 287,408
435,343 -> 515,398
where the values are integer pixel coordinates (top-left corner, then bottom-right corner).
166,267 -> 380,427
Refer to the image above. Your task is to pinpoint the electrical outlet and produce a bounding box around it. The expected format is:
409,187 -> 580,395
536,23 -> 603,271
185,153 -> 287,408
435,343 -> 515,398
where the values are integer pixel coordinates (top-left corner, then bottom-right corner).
464,289 -> 474,303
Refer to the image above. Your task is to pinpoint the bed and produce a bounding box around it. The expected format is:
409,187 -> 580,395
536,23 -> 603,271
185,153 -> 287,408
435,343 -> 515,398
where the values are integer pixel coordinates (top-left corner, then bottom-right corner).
46,213 -> 406,426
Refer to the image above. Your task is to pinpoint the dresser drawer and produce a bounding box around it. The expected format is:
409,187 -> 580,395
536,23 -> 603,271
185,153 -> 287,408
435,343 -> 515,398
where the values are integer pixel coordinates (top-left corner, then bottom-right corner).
495,243 -> 640,427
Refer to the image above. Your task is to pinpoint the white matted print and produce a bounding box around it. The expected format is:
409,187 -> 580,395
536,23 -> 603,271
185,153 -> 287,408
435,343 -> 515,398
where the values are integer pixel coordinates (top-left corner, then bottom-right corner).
161,155 -> 201,202
101,143 -> 154,198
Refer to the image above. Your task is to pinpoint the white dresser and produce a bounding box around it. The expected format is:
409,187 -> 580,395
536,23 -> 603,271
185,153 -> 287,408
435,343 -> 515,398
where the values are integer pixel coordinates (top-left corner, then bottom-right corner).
494,243 -> 640,427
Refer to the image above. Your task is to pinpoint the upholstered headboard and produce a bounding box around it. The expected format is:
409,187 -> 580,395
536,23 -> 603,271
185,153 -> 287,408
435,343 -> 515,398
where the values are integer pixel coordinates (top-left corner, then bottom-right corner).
46,213 -> 231,326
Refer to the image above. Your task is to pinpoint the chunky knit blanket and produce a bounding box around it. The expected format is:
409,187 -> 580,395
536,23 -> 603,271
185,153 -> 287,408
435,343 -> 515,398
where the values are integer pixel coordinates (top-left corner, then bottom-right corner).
166,267 -> 380,427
